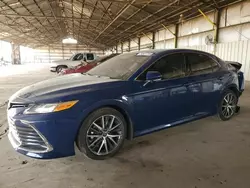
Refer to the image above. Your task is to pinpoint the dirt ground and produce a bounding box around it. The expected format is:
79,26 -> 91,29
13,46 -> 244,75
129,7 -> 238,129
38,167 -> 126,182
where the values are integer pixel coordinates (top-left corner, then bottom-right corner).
0,64 -> 250,188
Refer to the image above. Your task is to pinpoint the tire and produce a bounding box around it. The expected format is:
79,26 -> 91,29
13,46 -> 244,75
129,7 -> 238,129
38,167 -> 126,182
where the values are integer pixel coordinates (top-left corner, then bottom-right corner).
218,89 -> 238,121
56,65 -> 67,73
76,107 -> 127,160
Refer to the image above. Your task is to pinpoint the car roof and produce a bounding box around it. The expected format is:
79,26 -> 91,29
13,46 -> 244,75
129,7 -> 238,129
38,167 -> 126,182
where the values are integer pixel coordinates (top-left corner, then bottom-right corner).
137,48 -> 212,56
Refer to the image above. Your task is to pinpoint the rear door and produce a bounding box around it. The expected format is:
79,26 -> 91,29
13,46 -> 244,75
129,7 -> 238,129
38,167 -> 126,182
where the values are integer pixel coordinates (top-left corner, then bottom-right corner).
185,53 -> 222,115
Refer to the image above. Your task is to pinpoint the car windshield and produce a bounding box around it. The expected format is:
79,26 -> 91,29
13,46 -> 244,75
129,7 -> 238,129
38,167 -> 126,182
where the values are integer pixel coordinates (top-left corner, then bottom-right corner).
87,52 -> 152,80
69,54 -> 76,60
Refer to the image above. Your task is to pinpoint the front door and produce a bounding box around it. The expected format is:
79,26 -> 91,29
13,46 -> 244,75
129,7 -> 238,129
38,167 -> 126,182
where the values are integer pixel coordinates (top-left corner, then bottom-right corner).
129,53 -> 194,136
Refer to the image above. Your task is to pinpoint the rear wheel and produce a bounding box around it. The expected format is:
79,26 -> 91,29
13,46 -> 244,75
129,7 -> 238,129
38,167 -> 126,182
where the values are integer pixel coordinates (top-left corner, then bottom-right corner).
218,90 -> 238,121
76,107 -> 126,160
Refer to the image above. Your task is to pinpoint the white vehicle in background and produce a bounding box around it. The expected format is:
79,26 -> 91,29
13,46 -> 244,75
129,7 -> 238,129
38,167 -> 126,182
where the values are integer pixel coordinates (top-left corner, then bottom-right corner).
50,52 -> 97,73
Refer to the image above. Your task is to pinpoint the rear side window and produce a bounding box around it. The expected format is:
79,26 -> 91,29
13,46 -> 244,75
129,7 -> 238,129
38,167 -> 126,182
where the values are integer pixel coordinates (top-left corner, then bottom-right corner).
138,53 -> 186,80
86,53 -> 94,60
186,53 -> 219,76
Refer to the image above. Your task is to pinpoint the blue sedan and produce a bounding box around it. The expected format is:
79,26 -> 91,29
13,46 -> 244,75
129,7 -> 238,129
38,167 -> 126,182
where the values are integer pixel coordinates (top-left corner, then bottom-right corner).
7,49 -> 244,160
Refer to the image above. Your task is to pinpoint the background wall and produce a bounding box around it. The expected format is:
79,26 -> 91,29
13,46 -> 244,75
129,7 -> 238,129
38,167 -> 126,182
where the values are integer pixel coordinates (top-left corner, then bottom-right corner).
1,1 -> 250,80
0,40 -> 12,62
114,1 -> 250,81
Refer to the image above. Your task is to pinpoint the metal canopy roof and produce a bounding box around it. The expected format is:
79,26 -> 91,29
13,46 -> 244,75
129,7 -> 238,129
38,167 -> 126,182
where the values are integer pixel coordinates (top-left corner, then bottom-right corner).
0,0 -> 242,49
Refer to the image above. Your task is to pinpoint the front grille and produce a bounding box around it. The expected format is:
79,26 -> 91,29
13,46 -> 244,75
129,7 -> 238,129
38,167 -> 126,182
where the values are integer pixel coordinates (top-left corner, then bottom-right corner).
8,118 -> 52,153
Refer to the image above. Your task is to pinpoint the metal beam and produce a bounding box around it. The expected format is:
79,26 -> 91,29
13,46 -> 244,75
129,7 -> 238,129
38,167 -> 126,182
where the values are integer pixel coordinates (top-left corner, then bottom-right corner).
108,0 -> 215,46
0,21 -> 50,46
161,24 -> 175,36
87,0 -> 98,29
105,0 -> 152,38
198,9 -> 216,26
77,0 -> 85,41
1,0 -> 54,42
94,0 -> 136,41
199,0 -> 218,10
46,0 -> 66,36
141,32 -> 153,41
0,14 -> 141,22
105,0 -> 180,44
18,0 -> 57,40
33,0 -> 58,35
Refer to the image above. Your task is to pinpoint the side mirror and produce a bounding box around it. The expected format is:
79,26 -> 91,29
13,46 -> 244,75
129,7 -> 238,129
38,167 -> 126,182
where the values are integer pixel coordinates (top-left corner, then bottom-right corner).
146,71 -> 162,81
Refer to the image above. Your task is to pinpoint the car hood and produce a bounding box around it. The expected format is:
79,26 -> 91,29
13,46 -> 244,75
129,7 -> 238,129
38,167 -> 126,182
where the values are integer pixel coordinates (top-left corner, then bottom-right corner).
51,59 -> 72,65
9,74 -> 120,103
53,59 -> 70,62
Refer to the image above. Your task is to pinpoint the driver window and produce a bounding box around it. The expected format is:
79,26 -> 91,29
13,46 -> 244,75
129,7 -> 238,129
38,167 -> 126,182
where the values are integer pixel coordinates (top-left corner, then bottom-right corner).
76,54 -> 83,60
138,53 -> 186,80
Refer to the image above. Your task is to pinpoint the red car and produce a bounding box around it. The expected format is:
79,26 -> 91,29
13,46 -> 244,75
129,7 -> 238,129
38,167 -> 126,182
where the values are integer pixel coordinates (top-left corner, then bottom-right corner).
60,53 -> 119,75
60,62 -> 97,75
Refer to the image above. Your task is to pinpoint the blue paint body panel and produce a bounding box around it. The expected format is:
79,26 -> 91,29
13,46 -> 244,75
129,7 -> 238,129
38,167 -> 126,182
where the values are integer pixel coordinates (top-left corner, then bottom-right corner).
7,49 -> 244,159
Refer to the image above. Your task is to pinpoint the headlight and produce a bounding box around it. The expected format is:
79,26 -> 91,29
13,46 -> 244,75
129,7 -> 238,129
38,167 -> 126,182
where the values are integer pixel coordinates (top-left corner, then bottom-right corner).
24,100 -> 78,114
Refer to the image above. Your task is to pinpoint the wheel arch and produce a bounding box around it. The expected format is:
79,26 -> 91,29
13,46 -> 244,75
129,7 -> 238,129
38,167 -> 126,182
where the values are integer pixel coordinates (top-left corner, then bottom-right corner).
57,65 -> 68,68
225,84 -> 240,97
105,104 -> 134,140
76,101 -> 134,143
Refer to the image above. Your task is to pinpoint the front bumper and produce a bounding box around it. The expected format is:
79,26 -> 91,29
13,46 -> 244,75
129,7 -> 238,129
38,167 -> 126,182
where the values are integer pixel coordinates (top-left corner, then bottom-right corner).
7,116 -> 80,159
50,66 -> 56,72
8,118 -> 53,154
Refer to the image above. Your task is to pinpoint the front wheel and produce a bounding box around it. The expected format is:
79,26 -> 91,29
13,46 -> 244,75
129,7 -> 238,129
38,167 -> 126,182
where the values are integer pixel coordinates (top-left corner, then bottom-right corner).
76,108 -> 127,160
56,65 -> 67,73
218,90 -> 238,121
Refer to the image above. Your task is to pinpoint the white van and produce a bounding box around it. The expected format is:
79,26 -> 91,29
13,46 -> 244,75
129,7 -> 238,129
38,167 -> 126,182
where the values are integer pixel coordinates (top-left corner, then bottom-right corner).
50,52 -> 97,73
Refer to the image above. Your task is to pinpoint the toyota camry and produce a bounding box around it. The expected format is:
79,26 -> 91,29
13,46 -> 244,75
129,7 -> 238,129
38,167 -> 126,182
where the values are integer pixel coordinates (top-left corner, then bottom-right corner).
7,49 -> 244,160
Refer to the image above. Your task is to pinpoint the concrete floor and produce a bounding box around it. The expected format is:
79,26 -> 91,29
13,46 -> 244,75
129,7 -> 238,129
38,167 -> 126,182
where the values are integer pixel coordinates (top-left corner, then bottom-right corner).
0,64 -> 250,188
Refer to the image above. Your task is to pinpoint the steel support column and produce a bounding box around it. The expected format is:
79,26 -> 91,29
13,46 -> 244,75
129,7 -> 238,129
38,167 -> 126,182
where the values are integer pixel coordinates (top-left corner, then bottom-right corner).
11,43 -> 20,64
174,24 -> 179,48
128,39 -> 131,52
138,37 -> 141,51
215,9 -> 221,43
152,32 -> 155,49
49,45 -> 51,63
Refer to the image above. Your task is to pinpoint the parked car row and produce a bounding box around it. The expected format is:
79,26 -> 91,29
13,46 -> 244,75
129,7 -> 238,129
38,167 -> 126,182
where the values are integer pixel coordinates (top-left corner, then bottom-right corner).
59,53 -> 120,75
7,49 -> 244,160
50,52 -> 98,73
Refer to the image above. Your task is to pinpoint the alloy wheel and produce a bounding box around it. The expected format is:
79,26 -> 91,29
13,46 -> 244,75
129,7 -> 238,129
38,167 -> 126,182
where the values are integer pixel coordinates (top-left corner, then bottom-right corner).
221,93 -> 237,119
86,115 -> 124,156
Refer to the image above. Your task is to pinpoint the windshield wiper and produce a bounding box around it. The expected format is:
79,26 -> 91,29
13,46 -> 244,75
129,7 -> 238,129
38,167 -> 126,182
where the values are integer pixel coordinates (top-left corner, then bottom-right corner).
82,73 -> 117,79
